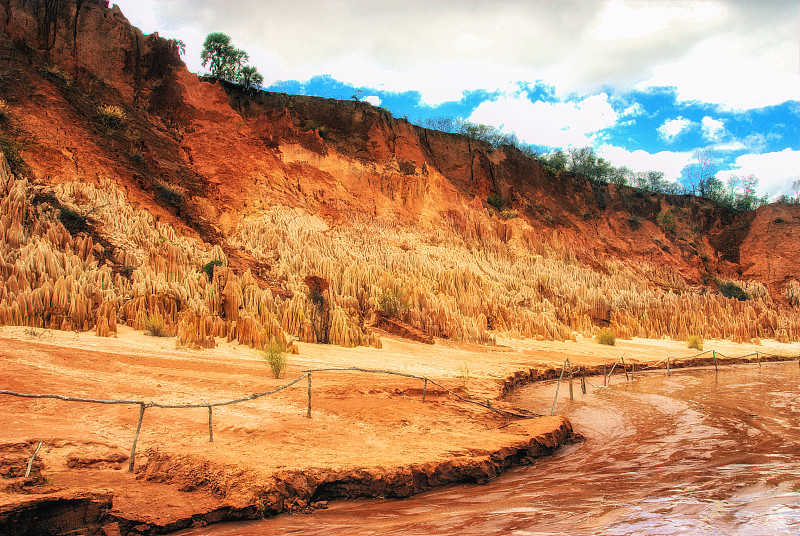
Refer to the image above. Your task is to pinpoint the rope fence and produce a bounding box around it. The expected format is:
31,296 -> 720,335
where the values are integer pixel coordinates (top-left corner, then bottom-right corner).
3,350 -> 797,471
550,351 -> 799,414
0,367 -> 539,472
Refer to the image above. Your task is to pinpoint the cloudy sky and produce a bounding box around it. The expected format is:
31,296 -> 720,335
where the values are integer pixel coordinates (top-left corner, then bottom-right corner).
114,0 -> 799,198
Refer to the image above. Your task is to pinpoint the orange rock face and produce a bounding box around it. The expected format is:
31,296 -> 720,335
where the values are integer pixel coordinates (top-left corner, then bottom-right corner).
0,0 -> 798,350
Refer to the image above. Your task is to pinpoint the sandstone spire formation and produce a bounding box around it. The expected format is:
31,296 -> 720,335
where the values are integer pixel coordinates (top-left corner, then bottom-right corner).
0,0 -> 798,348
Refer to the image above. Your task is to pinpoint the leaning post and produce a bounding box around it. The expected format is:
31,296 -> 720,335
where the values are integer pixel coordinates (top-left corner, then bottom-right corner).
128,403 -> 146,472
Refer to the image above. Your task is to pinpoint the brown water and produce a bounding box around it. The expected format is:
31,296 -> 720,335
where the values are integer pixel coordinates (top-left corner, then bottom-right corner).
179,361 -> 800,536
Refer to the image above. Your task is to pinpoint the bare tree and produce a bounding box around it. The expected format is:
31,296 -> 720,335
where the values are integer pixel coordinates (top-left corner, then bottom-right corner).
684,150 -> 717,197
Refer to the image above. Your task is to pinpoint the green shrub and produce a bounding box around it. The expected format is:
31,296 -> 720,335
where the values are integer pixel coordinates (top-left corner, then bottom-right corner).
499,209 -> 518,220
686,335 -> 703,350
718,280 -> 750,301
260,342 -> 287,379
0,99 -> 9,122
596,328 -> 616,346
377,287 -> 406,318
487,193 -> 504,209
144,313 -> 167,337
0,136 -> 30,175
97,104 -> 125,130
658,212 -> 676,233
155,182 -> 183,209
201,259 -> 223,281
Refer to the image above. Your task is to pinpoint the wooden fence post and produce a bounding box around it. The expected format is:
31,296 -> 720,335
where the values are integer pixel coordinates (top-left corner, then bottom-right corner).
603,363 -> 607,386
581,367 -> 587,394
550,360 -> 568,416
206,402 -> 213,442
306,373 -> 312,418
25,442 -> 43,477
568,360 -> 574,401
423,378 -> 428,403
713,350 -> 718,372
128,403 -> 146,472
667,356 -> 670,376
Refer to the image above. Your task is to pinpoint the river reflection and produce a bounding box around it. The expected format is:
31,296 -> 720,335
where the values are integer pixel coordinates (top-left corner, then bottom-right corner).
179,361 -> 800,536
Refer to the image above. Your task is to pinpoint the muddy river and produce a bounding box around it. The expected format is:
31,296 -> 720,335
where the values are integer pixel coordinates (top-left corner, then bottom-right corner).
180,361 -> 800,535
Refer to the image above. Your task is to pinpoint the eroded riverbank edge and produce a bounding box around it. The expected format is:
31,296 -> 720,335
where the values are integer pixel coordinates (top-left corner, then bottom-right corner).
1,329 -> 797,536
1,420 -> 576,536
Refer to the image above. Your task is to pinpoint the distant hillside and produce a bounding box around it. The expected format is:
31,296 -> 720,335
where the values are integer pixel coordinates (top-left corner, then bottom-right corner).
0,0 -> 798,348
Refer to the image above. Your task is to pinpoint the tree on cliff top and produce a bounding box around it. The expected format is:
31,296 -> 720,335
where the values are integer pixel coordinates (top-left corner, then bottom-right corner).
201,32 -> 262,87
239,65 -> 264,89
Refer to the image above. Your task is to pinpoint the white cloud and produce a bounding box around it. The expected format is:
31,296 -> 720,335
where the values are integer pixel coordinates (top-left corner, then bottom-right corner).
129,1 -> 797,110
657,117 -> 693,143
591,1 -> 720,41
364,95 -> 381,106
596,145 -> 693,182
717,149 -> 800,199
642,36 -> 800,109
112,0 -> 158,34
468,94 -> 618,148
701,116 -> 725,142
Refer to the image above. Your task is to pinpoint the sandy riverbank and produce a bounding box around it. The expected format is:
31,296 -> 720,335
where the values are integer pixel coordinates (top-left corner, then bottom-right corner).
1,326 -> 796,535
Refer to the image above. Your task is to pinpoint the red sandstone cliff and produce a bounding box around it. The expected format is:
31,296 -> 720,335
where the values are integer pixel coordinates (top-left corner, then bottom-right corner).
0,0 -> 798,299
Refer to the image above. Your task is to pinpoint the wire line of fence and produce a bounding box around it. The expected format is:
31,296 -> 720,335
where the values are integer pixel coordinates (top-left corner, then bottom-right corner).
549,351 -> 799,415
3,350 -> 797,471
1,366 -> 539,472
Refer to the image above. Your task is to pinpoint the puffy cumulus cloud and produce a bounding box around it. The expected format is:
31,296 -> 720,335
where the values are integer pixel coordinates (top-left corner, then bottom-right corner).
363,95 -> 381,106
468,94 -> 618,148
657,117 -> 693,143
642,34 -> 800,109
596,145 -> 693,182
717,149 -> 800,198
122,1 -> 798,110
701,116 -> 725,142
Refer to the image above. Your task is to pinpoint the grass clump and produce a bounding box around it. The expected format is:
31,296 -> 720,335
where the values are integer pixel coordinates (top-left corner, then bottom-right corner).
686,335 -> 703,350
596,328 -> 616,346
97,104 -> 125,130
144,312 -> 167,337
260,342 -> 287,379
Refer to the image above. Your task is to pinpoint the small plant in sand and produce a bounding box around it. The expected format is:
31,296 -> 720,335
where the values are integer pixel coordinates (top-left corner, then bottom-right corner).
97,104 -> 125,130
456,361 -> 472,386
596,328 -> 616,346
144,312 -> 167,337
260,342 -> 287,379
686,335 -> 703,351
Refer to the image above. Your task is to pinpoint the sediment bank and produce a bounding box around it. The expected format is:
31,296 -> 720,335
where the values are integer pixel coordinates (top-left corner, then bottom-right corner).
1,328 -> 796,536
